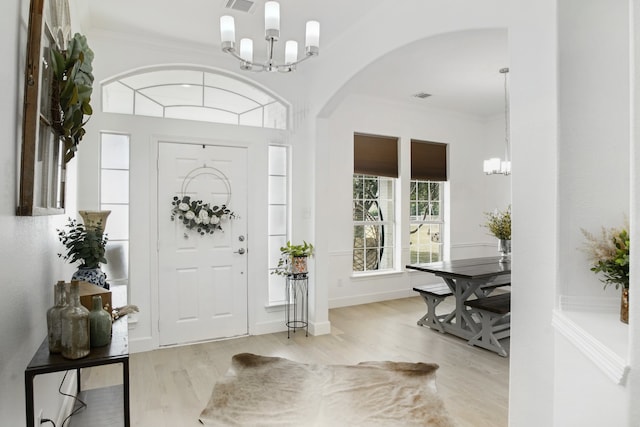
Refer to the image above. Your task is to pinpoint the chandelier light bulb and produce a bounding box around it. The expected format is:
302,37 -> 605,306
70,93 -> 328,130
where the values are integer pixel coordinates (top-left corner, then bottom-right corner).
285,41 -> 298,64
240,38 -> 253,63
220,16 -> 235,45
265,1 -> 280,38
305,21 -> 320,52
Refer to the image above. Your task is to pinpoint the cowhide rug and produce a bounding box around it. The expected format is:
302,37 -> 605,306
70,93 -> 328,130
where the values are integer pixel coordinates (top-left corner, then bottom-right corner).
199,353 -> 455,427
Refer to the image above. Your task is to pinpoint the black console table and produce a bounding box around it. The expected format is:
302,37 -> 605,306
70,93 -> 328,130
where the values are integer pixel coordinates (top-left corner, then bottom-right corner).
25,320 -> 129,427
286,274 -> 309,338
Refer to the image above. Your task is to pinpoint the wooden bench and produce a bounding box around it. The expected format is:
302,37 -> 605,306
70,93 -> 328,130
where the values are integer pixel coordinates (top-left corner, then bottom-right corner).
413,283 -> 453,333
464,293 -> 511,357
413,280 -> 510,334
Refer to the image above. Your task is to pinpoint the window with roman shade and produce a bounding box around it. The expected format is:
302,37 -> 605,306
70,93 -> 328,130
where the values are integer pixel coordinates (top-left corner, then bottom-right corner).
409,139 -> 447,263
353,133 -> 398,273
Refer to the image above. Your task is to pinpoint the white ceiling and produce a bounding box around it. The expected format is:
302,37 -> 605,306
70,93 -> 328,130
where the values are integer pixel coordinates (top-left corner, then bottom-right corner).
82,0 -> 508,118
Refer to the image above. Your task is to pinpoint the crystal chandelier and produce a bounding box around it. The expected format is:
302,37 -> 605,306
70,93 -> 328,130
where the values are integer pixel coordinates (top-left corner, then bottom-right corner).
219,1 -> 320,73
484,67 -> 511,175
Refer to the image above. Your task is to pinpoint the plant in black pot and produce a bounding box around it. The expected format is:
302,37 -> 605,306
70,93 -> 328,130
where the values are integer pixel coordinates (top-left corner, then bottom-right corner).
58,218 -> 109,289
272,241 -> 314,277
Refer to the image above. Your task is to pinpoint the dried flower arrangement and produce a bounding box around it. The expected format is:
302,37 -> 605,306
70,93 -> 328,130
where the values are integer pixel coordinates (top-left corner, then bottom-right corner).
581,222 -> 629,290
483,205 -> 511,240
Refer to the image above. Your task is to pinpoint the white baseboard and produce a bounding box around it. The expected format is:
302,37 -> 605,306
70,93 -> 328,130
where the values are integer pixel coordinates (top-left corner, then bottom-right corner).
129,336 -> 156,353
329,289 -> 415,309
310,321 -> 331,336
252,319 -> 288,335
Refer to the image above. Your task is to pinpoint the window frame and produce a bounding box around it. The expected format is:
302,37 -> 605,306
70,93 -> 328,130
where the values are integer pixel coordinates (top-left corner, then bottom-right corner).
99,132 -> 131,286
267,144 -> 291,304
352,174 -> 396,274
409,179 -> 445,264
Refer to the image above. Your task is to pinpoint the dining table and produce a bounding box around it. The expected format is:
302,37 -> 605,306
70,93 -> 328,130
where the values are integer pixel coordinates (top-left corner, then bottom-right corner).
406,256 -> 511,344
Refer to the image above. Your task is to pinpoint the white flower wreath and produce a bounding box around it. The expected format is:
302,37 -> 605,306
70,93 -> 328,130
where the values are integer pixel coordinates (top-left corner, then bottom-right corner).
170,195 -> 236,235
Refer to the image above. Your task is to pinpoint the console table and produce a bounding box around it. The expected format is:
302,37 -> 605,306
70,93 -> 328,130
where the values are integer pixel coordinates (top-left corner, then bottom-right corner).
25,320 -> 129,427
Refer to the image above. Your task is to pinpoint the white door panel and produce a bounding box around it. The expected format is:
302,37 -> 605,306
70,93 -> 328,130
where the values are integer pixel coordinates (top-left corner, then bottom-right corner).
158,142 -> 247,346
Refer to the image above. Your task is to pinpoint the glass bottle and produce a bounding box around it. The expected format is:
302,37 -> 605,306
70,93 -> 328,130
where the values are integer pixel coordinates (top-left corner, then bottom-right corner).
89,295 -> 112,347
61,280 -> 90,359
46,281 -> 67,353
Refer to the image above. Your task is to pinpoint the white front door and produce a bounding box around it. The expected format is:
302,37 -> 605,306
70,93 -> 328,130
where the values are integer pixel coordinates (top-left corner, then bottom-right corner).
158,142 -> 248,346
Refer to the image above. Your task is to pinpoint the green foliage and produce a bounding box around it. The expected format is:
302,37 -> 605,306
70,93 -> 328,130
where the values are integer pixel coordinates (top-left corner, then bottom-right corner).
271,241 -> 314,276
483,206 -> 511,240
170,195 -> 236,235
57,218 -> 108,269
582,226 -> 629,290
51,33 -> 94,163
280,241 -> 314,257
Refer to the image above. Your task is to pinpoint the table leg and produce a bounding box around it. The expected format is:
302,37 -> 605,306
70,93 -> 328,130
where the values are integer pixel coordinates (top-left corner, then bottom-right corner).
25,372 -> 34,427
123,358 -> 130,427
440,277 -> 482,337
416,293 -> 447,333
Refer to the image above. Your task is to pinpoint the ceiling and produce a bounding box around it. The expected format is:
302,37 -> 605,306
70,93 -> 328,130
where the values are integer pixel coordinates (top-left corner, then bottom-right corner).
82,0 -> 508,118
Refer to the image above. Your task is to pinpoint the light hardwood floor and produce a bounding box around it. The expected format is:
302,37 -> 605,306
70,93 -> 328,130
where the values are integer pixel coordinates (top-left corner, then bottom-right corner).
82,296 -> 509,427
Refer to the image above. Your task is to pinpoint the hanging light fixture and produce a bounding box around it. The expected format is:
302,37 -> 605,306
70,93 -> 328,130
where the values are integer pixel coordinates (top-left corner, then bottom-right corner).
484,67 -> 511,175
220,1 -> 320,73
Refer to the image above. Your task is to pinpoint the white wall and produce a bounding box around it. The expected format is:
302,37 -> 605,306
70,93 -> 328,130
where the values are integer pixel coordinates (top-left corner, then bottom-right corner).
552,0 -> 631,424
507,0 -> 558,425
0,0 -> 79,425
320,94 -> 511,308
509,0 -> 638,426
557,0 -> 630,300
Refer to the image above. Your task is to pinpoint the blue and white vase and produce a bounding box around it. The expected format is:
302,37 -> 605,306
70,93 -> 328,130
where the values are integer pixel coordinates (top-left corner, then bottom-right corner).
72,266 -> 108,290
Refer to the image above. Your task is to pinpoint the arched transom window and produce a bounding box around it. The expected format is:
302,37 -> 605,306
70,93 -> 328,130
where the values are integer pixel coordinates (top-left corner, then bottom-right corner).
102,67 -> 288,129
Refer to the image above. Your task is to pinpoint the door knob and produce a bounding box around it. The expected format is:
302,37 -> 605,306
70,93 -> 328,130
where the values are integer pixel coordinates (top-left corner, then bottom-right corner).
234,248 -> 246,255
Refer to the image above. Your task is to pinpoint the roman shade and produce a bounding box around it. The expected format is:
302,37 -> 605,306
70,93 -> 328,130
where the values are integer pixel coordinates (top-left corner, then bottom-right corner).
411,140 -> 447,181
354,133 -> 399,178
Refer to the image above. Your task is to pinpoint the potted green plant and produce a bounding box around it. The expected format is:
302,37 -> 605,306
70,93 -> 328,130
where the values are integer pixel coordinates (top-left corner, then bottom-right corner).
272,241 -> 314,276
58,218 -> 109,289
483,205 -> 511,263
581,223 -> 630,323
51,33 -> 94,163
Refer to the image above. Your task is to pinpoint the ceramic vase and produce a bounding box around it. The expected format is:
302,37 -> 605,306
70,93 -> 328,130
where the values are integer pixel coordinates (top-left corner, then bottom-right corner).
72,265 -> 108,290
89,295 -> 112,347
498,239 -> 511,263
79,210 -> 111,232
291,256 -> 308,276
61,280 -> 90,359
46,281 -> 67,353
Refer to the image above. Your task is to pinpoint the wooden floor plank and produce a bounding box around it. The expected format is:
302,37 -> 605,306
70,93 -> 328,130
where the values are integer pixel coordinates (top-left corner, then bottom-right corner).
80,296 -> 509,427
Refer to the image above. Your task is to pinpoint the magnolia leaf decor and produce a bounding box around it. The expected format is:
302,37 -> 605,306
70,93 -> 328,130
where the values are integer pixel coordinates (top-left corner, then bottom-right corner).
171,196 -> 236,236
50,33 -> 94,163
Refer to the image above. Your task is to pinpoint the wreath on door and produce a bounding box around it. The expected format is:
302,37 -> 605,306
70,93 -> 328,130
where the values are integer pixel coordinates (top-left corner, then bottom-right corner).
170,166 -> 236,236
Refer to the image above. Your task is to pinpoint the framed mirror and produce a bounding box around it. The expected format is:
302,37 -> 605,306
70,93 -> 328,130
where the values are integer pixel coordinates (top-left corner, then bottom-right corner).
18,0 -> 70,216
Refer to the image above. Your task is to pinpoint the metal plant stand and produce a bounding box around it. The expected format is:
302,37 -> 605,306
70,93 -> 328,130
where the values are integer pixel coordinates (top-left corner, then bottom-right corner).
286,274 -> 308,338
